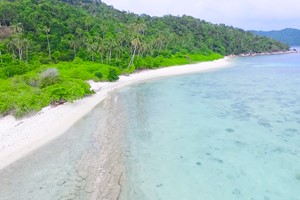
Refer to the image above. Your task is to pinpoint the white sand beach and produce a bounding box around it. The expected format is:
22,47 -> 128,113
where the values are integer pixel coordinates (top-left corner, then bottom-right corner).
0,57 -> 231,170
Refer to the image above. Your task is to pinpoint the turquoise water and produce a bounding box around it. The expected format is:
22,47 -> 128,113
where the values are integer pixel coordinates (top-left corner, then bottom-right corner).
0,54 -> 299,200
119,54 -> 300,200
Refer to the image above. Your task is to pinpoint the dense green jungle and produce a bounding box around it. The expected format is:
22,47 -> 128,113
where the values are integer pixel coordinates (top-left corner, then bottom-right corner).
0,0 -> 289,117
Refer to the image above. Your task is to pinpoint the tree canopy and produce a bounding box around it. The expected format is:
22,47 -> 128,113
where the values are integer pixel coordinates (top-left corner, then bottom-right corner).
0,0 -> 290,117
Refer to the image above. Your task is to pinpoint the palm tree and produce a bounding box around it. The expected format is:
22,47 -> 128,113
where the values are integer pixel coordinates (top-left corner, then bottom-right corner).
127,22 -> 147,68
11,23 -> 23,34
128,38 -> 141,68
105,37 -> 116,65
7,36 -> 25,60
86,42 -> 97,62
69,38 -> 79,58
75,27 -> 84,38
140,41 -> 152,57
83,17 -> 93,31
14,37 -> 24,60
96,42 -> 105,64
155,32 -> 167,55
130,23 -> 147,36
23,38 -> 30,61
114,32 -> 126,62
7,39 -> 16,58
44,26 -> 51,59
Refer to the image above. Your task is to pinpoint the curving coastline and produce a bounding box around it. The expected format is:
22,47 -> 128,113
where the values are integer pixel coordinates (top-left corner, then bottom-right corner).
0,57 -> 231,171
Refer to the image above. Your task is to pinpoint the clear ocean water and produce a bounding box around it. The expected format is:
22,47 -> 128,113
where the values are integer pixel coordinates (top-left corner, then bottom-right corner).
0,53 -> 299,200
119,53 -> 300,200
0,99 -> 124,200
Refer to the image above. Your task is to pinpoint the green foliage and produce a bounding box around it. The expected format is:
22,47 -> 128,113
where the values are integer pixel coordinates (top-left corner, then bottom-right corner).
0,0 -> 289,69
14,88 -> 50,118
43,79 -> 92,103
122,65 -> 135,74
72,57 -> 83,64
0,0 -> 291,117
188,53 -> 223,62
133,53 -> 223,69
56,61 -> 115,81
1,61 -> 36,78
107,68 -> 119,82
0,64 -> 96,117
0,78 -> 50,117
0,68 -> 7,79
0,79 -> 15,115
95,72 -> 103,79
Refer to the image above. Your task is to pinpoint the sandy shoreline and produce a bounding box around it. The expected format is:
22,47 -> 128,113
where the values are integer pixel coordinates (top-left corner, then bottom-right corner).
0,57 -> 231,170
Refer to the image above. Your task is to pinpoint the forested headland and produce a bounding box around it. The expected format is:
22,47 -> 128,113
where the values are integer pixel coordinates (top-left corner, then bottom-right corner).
0,0 -> 290,117
252,28 -> 300,46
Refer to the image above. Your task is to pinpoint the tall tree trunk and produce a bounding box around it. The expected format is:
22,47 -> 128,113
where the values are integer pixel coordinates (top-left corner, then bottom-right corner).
116,49 -> 120,63
109,48 -> 112,65
26,46 -> 29,61
73,46 -> 76,58
46,34 -> 51,59
128,45 -> 137,68
100,52 -> 103,64
118,49 -> 121,61
138,49 -> 141,57
17,48 -> 22,60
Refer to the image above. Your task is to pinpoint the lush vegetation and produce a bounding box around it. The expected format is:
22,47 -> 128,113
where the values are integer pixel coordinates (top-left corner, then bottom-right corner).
252,28 -> 300,46
0,0 -> 290,117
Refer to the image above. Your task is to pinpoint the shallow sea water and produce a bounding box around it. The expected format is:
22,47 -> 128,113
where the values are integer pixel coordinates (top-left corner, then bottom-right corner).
0,54 -> 299,200
0,96 -> 125,200
119,54 -> 300,200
